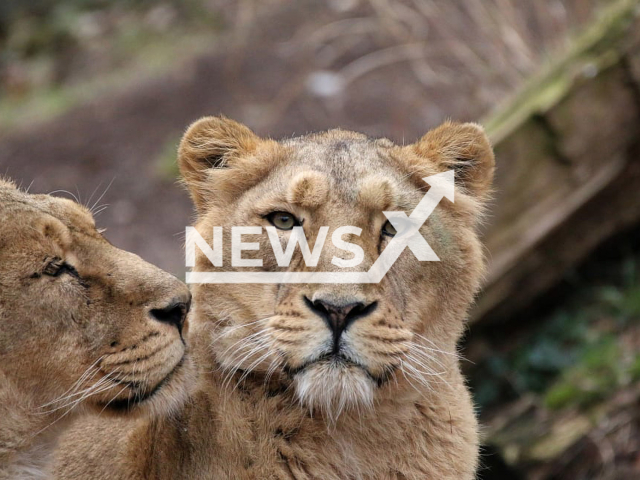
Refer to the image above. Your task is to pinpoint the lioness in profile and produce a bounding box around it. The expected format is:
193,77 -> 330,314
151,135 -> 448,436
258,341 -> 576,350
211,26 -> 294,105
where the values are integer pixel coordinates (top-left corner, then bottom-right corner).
0,180 -> 193,479
56,116 -> 494,479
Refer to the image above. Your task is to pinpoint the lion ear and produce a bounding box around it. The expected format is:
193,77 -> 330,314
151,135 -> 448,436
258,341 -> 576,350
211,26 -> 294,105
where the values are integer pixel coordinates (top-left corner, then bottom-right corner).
410,121 -> 495,198
178,116 -> 260,213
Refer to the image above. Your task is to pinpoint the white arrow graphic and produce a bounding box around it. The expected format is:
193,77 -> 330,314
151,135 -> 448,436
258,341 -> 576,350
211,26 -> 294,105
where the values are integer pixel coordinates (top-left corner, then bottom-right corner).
187,170 -> 454,284
365,170 -> 454,282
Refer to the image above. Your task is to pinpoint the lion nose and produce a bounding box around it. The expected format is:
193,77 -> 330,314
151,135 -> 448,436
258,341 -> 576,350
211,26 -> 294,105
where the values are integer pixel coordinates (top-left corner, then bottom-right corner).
304,296 -> 377,343
150,294 -> 191,334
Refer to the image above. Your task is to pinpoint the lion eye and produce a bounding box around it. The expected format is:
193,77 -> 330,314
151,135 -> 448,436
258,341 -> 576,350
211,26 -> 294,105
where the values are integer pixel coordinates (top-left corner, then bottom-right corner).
43,257 -> 79,278
266,211 -> 300,231
381,221 -> 397,237
43,257 -> 64,276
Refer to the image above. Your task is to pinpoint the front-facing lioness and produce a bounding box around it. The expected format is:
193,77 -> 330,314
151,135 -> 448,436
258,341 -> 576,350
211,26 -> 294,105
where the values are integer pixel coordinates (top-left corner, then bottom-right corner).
56,116 -> 494,479
0,180 -> 193,479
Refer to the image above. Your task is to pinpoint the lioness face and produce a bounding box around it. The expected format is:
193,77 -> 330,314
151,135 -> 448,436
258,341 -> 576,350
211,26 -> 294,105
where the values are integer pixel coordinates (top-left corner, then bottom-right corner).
180,117 -> 493,419
0,181 -> 192,416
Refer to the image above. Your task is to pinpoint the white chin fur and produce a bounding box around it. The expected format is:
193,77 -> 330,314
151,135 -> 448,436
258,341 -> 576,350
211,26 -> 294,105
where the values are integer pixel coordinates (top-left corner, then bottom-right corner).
293,361 -> 374,422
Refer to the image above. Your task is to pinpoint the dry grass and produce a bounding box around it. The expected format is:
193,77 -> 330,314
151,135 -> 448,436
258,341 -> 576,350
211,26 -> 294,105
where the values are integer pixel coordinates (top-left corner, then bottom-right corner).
302,0 -> 606,106
0,0 -> 608,135
201,0 -> 611,136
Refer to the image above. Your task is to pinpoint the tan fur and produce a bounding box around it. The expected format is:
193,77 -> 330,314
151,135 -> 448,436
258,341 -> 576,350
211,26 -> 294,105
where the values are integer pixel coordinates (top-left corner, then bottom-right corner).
358,175 -> 395,211
55,117 -> 495,479
0,182 -> 194,479
411,121 -> 494,200
286,171 -> 329,208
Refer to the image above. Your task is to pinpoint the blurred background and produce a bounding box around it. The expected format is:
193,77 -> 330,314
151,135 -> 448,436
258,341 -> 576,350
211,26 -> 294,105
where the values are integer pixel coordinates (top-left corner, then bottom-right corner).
1,0 -> 639,478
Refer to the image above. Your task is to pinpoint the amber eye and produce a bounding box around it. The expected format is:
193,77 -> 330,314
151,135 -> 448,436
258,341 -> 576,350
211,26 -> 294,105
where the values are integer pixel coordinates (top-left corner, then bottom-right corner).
382,221 -> 397,237
266,211 -> 300,231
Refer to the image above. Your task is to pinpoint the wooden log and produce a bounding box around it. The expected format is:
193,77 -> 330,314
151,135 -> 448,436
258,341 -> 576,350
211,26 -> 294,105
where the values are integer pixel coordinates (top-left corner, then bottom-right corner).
472,0 -> 640,322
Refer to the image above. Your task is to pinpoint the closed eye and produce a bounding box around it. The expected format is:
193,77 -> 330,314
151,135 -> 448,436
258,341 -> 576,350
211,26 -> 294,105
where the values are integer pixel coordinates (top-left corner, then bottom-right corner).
42,257 -> 80,279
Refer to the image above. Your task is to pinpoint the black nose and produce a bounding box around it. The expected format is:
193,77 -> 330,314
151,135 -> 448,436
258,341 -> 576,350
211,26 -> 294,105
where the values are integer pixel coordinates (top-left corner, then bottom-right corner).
150,295 -> 191,333
304,297 -> 377,342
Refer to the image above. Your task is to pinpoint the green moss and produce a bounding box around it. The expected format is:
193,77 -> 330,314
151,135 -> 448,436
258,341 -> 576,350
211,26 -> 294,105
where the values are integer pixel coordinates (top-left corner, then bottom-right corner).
543,338 -> 622,410
483,0 -> 640,143
471,256 -> 640,413
629,355 -> 640,380
544,383 -> 584,410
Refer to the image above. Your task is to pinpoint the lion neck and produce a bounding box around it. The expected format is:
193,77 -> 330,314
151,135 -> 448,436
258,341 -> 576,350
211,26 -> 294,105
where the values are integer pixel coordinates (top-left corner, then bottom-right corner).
0,376 -> 79,479
172,353 -> 471,479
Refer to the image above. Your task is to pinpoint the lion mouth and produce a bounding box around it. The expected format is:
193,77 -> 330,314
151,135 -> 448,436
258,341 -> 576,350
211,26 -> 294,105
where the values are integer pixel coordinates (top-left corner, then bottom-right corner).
99,355 -> 185,412
285,353 -> 392,387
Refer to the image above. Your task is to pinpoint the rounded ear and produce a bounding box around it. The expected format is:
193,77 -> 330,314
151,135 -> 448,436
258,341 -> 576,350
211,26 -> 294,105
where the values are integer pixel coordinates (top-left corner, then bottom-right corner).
178,116 -> 259,213
411,121 -> 495,198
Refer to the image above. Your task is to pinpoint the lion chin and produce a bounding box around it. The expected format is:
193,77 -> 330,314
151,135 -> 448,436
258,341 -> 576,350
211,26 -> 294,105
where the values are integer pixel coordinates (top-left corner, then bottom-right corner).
292,359 -> 375,422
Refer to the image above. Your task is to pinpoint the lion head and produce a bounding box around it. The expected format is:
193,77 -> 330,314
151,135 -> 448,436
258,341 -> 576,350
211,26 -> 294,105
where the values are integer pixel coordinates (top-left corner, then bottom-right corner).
0,180 -> 193,427
179,117 -> 493,421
